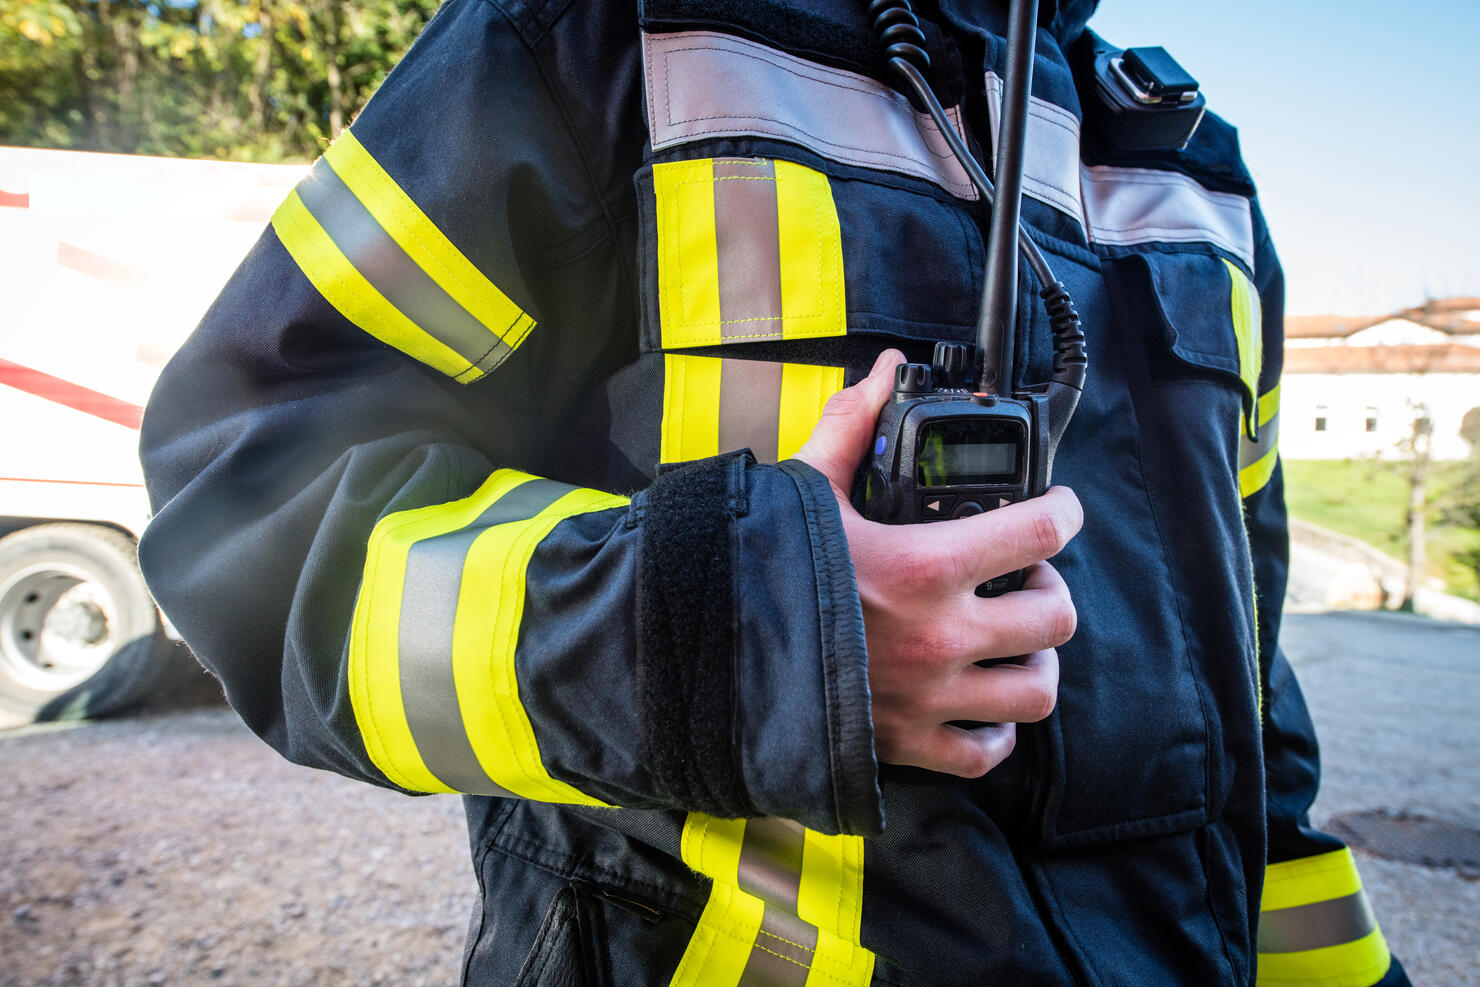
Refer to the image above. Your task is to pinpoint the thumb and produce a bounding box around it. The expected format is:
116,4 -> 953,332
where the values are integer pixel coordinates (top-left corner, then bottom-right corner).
793,349 -> 904,493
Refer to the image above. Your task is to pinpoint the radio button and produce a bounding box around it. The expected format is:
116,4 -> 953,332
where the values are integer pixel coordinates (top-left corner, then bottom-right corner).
951,499 -> 986,519
920,494 -> 956,519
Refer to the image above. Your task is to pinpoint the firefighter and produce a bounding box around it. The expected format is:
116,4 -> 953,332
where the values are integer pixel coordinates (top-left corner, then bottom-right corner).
137,0 -> 1408,982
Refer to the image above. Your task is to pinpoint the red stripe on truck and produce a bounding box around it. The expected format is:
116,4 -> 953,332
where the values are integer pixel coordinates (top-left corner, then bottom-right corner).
0,358 -> 144,430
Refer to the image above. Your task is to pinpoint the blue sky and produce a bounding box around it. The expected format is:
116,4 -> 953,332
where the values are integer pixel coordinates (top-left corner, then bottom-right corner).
1089,0 -> 1480,316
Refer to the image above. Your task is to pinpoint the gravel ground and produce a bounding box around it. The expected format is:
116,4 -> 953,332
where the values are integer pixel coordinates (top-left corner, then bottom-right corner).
0,673 -> 474,986
0,612 -> 1474,985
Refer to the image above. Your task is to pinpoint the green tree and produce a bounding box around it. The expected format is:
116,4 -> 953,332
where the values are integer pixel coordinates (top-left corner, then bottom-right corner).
0,0 -> 438,162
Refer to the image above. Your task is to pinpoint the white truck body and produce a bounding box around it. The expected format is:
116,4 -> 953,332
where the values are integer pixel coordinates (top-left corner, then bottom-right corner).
1,145 -> 306,534
0,147 -> 306,721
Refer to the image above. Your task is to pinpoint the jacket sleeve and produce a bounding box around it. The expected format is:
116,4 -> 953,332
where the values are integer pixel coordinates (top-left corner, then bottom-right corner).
136,0 -> 881,838
1242,207 -> 1407,986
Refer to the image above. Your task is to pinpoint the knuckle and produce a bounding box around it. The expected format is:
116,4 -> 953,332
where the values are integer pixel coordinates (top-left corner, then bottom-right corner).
1048,599 -> 1078,647
897,543 -> 948,591
822,386 -> 867,418
1031,510 -> 1068,558
1019,680 -> 1058,723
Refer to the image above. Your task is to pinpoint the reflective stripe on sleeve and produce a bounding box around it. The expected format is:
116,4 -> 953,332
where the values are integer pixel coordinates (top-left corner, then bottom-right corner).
654,158 -> 846,348
348,469 -> 626,802
1256,848 -> 1392,987
272,130 -> 534,382
1224,258 -> 1264,439
671,813 -> 875,987
1240,383 -> 1281,498
661,354 -> 844,466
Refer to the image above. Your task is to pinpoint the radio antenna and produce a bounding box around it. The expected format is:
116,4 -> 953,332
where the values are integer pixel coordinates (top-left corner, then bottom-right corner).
977,0 -> 1038,394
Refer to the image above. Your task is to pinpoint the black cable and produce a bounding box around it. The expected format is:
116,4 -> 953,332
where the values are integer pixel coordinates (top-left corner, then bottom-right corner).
865,0 -> 1085,393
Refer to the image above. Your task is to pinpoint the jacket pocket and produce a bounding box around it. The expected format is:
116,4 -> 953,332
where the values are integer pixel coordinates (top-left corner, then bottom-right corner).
1034,246 -> 1259,847
515,886 -> 591,987
634,152 -> 983,472
635,152 -> 982,354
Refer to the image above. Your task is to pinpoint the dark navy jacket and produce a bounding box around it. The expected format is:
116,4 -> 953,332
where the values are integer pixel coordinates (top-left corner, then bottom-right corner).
138,1 -> 1405,983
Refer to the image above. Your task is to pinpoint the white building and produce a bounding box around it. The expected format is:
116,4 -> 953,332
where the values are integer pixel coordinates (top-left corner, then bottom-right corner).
1280,303 -> 1480,461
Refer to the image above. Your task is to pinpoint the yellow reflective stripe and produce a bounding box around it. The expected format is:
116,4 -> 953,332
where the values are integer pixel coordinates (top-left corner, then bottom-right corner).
798,829 -> 875,984
323,130 -> 535,355
671,880 -> 767,986
1257,382 -> 1282,428
1241,446 -> 1279,499
672,815 -> 755,987
1257,849 -> 1391,985
271,190 -> 473,380
349,470 -> 624,803
661,353 -> 723,463
654,158 -> 846,348
662,356 -> 843,466
1262,849 -> 1365,912
1255,927 -> 1391,987
1239,382 -> 1282,498
349,470 -> 536,792
777,363 -> 845,461
655,159 -> 724,348
671,814 -> 874,986
455,483 -> 625,805
774,159 -> 847,342
1224,258 -> 1263,436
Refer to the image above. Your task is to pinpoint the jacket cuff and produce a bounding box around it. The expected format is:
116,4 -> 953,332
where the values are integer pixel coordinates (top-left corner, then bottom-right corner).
637,452 -> 882,835
777,459 -> 883,837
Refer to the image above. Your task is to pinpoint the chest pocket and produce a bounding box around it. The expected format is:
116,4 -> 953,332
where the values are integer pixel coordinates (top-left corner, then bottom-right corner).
637,150 -> 984,470
1037,244 -> 1265,847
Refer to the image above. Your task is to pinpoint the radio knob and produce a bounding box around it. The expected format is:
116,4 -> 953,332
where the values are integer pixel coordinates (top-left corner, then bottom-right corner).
894,363 -> 933,394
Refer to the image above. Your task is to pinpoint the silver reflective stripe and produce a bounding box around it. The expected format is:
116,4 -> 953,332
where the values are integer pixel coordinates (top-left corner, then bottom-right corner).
643,30 -> 977,200
739,904 -> 818,986
719,359 -> 784,464
396,478 -> 572,793
1240,411 -> 1279,470
713,159 -> 784,338
737,817 -> 806,910
1082,164 -> 1254,271
984,71 -> 1087,227
982,72 -> 1256,270
1258,890 -> 1378,954
296,159 -> 513,374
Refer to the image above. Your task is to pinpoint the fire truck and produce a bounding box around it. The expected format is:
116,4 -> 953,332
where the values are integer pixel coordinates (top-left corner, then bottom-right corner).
0,147 -> 306,723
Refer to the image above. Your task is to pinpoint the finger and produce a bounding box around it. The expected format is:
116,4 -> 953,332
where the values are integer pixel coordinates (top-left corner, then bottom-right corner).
792,349 -> 904,491
935,649 -> 1059,724
915,722 -> 1017,778
909,486 -> 1083,587
958,563 -> 1077,658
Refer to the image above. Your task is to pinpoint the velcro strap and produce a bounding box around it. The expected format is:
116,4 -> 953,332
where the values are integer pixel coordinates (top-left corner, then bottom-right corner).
639,452 -> 755,818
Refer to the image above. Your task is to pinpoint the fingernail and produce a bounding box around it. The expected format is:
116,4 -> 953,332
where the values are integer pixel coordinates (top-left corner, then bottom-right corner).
871,349 -> 899,377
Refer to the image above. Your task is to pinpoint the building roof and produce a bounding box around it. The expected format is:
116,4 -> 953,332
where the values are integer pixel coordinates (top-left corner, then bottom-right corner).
1286,297 -> 1480,339
1285,343 -> 1480,374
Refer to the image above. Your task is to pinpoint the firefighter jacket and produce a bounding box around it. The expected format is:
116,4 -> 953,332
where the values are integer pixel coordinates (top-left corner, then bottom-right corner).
138,0 -> 1408,984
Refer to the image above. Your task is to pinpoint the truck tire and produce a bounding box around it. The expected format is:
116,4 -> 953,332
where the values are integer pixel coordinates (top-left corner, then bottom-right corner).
0,523 -> 187,722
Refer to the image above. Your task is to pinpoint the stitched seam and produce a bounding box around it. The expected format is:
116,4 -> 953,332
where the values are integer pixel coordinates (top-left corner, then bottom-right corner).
755,929 -> 816,954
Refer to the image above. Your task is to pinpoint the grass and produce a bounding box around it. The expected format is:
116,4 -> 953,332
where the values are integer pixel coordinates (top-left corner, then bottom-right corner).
1282,459 -> 1480,601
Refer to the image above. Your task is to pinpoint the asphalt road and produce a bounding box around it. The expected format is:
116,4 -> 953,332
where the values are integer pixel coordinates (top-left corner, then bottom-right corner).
0,611 -> 1475,985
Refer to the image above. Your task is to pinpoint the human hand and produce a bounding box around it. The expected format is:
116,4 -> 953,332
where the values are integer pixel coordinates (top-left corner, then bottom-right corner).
793,350 -> 1082,777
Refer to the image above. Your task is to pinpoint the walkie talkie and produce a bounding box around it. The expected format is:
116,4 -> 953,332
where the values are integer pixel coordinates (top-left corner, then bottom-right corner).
857,0 -> 1087,596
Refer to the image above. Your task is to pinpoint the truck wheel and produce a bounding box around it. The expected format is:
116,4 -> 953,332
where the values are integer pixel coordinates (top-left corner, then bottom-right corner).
0,523 -> 187,723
